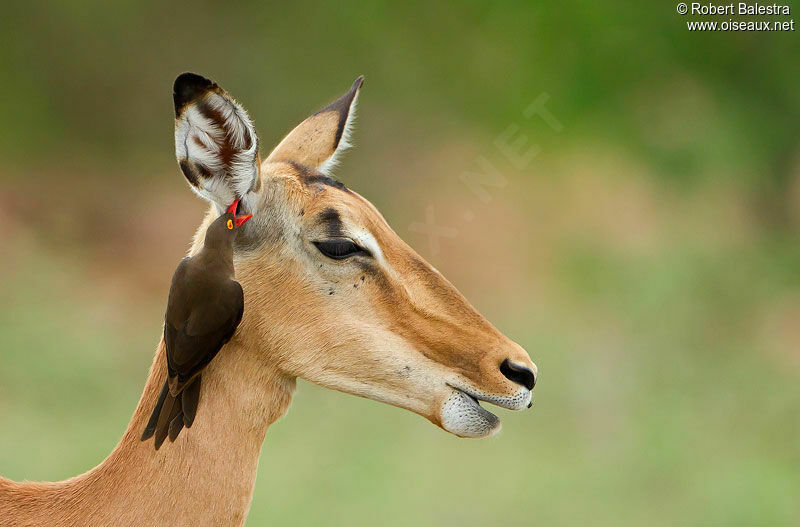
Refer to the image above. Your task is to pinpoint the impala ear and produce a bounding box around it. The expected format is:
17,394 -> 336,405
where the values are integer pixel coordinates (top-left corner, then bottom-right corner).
173,73 -> 260,209
266,76 -> 363,175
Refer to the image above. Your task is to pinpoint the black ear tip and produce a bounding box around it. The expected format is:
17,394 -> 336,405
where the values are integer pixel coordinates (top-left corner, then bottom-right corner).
173,72 -> 215,114
352,75 -> 365,91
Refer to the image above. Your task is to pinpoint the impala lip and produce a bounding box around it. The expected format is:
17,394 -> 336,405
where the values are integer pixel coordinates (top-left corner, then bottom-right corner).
446,383 -> 532,412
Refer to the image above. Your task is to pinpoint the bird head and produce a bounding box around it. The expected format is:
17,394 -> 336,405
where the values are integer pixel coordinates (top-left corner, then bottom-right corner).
225,199 -> 253,229
203,199 -> 253,252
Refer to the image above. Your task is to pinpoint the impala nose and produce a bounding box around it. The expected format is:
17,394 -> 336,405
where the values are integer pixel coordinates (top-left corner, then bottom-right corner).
500,358 -> 536,390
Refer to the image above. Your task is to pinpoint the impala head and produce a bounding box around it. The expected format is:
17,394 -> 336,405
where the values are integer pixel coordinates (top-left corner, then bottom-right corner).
174,73 -> 537,437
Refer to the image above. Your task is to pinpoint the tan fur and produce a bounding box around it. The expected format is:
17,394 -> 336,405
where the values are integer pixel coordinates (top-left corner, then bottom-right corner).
0,78 -> 536,526
267,110 -> 342,167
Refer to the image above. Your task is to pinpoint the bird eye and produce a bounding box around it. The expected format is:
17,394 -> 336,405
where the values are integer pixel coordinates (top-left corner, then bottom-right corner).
226,219 -> 234,230
313,239 -> 367,260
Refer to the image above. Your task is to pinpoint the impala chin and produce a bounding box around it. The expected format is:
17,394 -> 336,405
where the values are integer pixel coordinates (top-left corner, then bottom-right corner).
438,384 -> 532,438
440,389 -> 502,438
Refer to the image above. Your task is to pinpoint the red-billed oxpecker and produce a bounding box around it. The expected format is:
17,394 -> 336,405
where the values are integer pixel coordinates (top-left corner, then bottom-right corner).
141,200 -> 252,449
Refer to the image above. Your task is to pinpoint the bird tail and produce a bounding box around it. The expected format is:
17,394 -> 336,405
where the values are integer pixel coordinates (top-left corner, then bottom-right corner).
141,376 -> 202,449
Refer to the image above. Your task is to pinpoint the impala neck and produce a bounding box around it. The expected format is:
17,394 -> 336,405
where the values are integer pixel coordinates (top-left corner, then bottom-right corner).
16,338 -> 295,527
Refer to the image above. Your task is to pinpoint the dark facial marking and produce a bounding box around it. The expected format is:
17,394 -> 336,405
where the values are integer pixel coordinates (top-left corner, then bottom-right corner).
288,160 -> 349,192
353,258 -> 395,297
302,174 -> 348,192
318,207 -> 346,238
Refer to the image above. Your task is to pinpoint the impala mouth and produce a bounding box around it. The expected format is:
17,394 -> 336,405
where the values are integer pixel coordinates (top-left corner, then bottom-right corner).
440,384 -> 532,438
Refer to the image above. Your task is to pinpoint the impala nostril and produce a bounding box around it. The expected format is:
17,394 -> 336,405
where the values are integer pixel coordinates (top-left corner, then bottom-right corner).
500,358 -> 536,390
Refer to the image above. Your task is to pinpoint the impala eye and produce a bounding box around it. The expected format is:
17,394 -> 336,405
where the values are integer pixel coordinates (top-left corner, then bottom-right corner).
313,239 -> 367,260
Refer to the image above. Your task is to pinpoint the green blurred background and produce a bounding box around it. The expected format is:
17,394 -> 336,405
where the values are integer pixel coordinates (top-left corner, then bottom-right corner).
1,2 -> 799,525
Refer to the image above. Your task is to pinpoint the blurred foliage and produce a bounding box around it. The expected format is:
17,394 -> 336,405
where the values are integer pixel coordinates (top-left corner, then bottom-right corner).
1,2 -> 799,526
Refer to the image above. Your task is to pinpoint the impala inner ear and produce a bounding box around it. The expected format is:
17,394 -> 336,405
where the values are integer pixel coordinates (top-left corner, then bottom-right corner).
173,72 -> 260,208
266,76 -> 363,176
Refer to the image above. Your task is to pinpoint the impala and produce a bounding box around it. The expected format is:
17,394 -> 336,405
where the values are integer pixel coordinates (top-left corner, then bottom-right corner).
0,73 -> 538,526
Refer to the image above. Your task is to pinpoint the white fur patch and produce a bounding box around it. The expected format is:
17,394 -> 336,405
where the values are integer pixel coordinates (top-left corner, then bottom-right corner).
175,91 -> 259,208
440,390 -> 501,438
352,228 -> 384,265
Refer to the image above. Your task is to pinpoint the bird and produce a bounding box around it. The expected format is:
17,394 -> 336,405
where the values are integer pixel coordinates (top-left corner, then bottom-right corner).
141,199 -> 252,449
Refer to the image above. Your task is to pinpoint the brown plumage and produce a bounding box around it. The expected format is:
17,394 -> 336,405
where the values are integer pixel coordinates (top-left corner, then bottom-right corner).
141,200 -> 251,449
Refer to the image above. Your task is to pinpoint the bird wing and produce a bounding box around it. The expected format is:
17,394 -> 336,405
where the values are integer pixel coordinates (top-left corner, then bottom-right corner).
165,279 -> 244,392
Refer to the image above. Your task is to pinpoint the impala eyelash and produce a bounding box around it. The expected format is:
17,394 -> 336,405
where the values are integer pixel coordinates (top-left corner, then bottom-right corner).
313,239 -> 371,260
